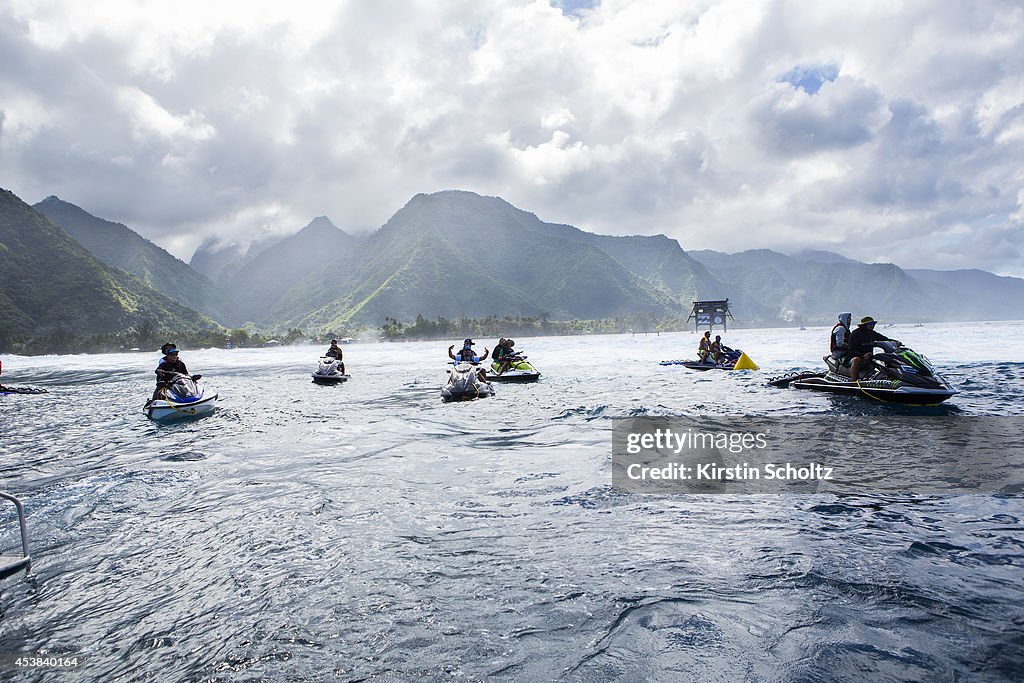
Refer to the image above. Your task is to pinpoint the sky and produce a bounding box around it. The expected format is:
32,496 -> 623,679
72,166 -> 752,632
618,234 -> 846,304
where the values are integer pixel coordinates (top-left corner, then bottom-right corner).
1,0 -> 1023,276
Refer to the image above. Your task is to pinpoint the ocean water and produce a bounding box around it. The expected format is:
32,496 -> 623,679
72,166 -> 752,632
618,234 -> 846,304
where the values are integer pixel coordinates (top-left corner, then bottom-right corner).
1,322 -> 1023,681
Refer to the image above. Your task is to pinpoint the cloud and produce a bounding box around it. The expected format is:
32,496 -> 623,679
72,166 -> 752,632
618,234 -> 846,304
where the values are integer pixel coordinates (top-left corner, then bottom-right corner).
750,75 -> 887,155
0,0 -> 1022,276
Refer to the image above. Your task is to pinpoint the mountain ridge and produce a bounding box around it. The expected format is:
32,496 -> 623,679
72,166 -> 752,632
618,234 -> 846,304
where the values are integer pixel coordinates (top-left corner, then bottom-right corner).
9,188 -> 1024,342
0,188 -> 217,351
33,196 -> 229,321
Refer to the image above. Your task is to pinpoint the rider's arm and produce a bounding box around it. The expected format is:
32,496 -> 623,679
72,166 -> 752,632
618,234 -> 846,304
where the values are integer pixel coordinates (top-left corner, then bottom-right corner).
448,345 -> 456,360
479,348 -> 490,361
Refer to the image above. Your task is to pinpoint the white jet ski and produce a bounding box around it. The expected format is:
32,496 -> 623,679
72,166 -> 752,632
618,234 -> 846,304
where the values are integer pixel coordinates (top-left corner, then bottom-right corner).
144,373 -> 218,420
312,356 -> 350,385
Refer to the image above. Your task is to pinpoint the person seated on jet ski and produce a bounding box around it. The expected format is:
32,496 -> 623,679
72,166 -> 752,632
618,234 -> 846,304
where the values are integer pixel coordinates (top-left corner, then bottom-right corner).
830,312 -> 852,362
709,335 -> 734,363
448,339 -> 490,382
698,331 -> 713,363
492,338 -> 519,374
324,339 -> 346,374
153,345 -> 200,399
848,316 -> 900,381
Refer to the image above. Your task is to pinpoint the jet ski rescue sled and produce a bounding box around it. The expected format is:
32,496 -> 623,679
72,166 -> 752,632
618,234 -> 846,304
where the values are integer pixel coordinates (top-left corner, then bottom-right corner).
661,348 -> 759,371
312,357 -> 349,385
486,354 -> 541,382
768,342 -> 956,405
442,362 -> 495,401
0,385 -> 47,395
144,373 -> 218,420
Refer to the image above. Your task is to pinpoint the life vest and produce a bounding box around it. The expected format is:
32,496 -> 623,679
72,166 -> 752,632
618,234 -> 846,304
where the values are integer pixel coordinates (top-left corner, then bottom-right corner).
699,337 -> 712,352
830,323 -> 849,352
456,349 -> 478,363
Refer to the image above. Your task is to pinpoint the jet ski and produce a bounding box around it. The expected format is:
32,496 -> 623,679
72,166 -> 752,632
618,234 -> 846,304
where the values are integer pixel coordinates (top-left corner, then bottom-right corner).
442,362 -> 495,401
144,373 -> 218,420
660,348 -> 758,371
312,357 -> 349,385
486,353 -> 541,382
768,341 -> 956,405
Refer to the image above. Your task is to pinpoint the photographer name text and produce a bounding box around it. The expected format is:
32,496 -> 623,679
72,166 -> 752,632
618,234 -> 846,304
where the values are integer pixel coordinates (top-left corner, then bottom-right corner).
626,462 -> 834,482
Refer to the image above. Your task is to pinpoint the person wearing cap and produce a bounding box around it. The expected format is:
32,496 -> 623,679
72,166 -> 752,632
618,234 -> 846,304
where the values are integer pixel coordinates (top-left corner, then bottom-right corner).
324,339 -> 346,374
153,345 -> 199,399
847,316 -> 899,381
830,313 -> 852,361
448,338 -> 490,382
448,338 -> 490,364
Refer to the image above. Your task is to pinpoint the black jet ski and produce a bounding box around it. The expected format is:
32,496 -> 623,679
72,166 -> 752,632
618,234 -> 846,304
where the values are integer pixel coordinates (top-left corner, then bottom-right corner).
442,362 -> 494,401
769,341 -> 956,405
312,357 -> 349,385
660,348 -> 758,371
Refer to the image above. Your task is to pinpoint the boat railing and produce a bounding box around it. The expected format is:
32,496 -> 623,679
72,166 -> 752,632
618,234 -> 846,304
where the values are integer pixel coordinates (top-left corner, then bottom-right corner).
0,491 -> 31,578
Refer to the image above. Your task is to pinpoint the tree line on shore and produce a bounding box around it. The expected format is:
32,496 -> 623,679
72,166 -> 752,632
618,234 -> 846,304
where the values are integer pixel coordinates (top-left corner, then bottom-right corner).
3,312 -> 682,355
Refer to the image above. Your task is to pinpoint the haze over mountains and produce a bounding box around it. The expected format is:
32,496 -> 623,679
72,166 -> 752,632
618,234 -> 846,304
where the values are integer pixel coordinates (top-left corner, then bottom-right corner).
3,186 -> 1024,351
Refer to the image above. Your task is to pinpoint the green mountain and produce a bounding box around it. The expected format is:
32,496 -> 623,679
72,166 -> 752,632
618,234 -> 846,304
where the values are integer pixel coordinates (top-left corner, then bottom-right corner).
33,196 -> 228,321
271,191 -> 684,328
0,188 -> 216,350
217,216 -> 355,325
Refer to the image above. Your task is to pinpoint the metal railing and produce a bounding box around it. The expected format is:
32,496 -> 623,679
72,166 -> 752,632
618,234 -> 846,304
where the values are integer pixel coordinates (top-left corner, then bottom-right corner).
0,491 -> 31,577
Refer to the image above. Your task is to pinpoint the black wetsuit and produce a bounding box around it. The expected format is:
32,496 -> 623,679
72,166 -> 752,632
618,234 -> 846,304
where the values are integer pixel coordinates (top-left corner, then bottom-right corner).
847,327 -> 893,358
155,358 -> 189,385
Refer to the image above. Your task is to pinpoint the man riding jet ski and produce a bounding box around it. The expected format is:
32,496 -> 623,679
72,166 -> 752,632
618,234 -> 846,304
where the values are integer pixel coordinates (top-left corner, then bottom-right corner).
830,312 -> 852,362
769,317 -> 956,404
846,316 -> 896,381
487,338 -> 541,382
145,344 -> 218,419
443,339 -> 494,401
312,339 -> 349,384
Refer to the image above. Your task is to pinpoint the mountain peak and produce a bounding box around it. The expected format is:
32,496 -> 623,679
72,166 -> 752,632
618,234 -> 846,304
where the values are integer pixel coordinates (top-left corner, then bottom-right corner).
298,215 -> 346,237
